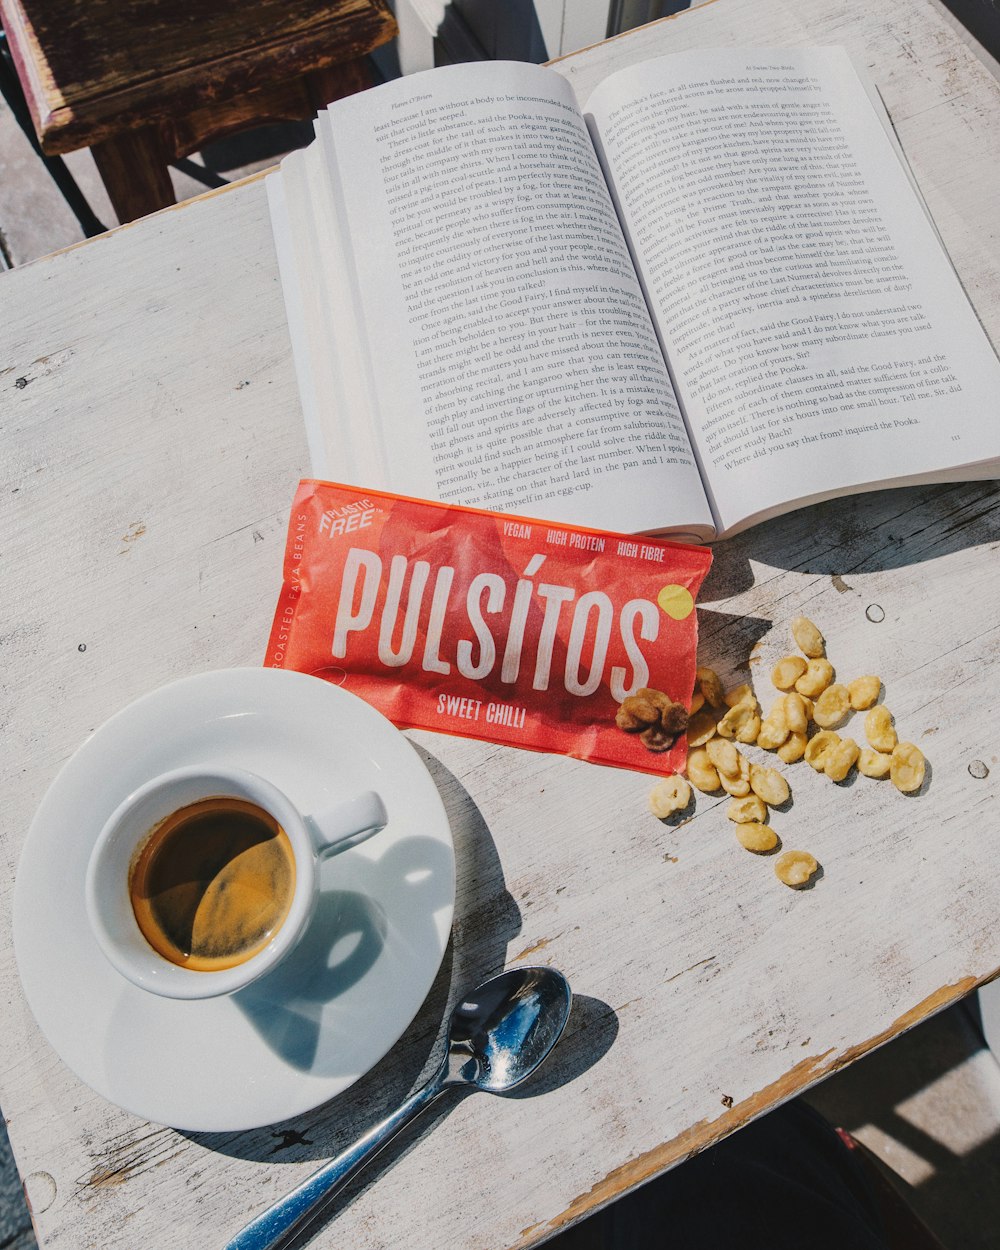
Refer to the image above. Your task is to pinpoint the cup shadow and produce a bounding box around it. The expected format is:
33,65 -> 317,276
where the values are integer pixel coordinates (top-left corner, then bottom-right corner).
266,994 -> 620,1250
233,888 -> 388,1074
189,746 -> 625,1246
188,743 -> 523,1163
232,824 -> 454,1075
190,742 -> 622,1247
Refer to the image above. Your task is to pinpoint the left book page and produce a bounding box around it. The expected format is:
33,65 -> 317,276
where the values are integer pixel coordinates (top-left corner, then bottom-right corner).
272,60 -> 715,540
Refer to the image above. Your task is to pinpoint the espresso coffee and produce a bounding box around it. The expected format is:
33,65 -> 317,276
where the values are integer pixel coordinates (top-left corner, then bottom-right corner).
128,797 -> 296,971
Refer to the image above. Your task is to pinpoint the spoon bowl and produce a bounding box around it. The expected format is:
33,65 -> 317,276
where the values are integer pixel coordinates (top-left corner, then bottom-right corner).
226,965 -> 572,1250
445,966 -> 573,1092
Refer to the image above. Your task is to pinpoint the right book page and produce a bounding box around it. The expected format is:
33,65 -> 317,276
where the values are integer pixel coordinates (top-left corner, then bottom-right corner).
584,47 -> 1000,537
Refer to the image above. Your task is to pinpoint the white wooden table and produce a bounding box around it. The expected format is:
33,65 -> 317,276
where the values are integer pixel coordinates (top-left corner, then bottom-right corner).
2,1 -> 1000,1246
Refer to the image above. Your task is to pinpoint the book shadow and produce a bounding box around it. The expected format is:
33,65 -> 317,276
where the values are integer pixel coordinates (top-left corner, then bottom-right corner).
706,480 -> 1000,599
693,607 -> 773,689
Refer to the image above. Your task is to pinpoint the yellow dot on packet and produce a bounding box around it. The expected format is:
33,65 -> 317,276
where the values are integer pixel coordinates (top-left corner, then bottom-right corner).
657,584 -> 694,620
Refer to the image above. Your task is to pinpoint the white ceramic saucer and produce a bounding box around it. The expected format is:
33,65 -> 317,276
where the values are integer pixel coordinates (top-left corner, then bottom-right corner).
13,668 -> 455,1132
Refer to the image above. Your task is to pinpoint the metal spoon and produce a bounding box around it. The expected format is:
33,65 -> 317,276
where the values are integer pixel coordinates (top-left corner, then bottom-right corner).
225,965 -> 573,1250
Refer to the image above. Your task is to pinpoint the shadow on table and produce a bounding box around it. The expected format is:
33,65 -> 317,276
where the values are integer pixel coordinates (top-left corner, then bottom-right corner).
269,991 -> 618,1250
702,480 -> 1000,602
805,1000 -> 1000,1250
232,861 -> 438,1077
187,745 -> 614,1179
693,606 -> 773,689
504,991 -> 619,1100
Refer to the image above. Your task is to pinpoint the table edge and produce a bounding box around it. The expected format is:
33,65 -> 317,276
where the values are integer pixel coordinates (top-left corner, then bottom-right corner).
521,969 -> 998,1244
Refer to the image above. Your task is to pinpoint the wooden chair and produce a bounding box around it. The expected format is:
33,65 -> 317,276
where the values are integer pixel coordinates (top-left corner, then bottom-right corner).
0,0 -> 396,222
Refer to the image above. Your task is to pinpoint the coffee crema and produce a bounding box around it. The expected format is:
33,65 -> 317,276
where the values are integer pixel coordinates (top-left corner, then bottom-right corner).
128,797 -> 296,972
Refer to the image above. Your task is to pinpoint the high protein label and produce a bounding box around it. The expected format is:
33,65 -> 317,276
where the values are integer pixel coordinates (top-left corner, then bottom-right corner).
266,481 -> 712,775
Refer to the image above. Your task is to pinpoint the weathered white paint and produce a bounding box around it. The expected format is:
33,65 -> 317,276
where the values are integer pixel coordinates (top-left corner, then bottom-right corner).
1,1 -> 999,1246
394,0 -> 444,73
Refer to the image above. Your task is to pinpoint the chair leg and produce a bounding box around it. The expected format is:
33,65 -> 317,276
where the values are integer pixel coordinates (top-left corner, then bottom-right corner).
0,33 -> 106,237
91,126 -> 176,223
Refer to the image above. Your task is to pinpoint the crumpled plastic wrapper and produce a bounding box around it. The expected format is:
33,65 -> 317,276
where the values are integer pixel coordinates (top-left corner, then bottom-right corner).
266,480 -> 711,775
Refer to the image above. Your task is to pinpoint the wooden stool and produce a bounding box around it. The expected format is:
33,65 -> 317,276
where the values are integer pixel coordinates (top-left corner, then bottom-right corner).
0,0 -> 396,222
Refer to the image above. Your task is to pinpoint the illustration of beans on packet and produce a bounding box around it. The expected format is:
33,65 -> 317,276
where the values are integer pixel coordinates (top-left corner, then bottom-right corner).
265,481 -> 712,775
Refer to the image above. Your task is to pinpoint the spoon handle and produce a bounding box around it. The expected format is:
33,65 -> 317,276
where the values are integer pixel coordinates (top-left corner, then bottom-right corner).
224,1076 -> 446,1250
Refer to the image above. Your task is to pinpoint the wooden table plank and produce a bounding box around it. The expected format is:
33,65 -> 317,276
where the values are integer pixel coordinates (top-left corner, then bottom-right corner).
1,1 -> 999,1246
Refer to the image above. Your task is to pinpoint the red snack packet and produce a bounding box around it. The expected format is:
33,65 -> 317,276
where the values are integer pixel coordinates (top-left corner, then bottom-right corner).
265,482 -> 712,776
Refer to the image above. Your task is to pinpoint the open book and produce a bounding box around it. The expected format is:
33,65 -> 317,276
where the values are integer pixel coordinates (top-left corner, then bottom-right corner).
267,47 -> 1000,542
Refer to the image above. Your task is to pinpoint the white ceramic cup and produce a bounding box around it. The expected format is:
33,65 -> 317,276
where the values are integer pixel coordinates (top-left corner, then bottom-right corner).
85,764 -> 387,1000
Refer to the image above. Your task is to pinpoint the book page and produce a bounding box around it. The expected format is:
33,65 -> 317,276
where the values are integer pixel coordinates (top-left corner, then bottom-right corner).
315,60 -> 715,539
268,147 -> 380,485
585,48 -> 1000,536
267,160 -> 328,473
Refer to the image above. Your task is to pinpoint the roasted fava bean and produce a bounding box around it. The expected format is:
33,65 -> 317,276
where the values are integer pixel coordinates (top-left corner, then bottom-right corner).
769,696 -> 790,725
686,707 -> 718,748
648,775 -> 693,818
717,701 -> 760,744
813,683 -> 851,729
857,748 -> 892,778
640,724 -> 675,752
804,730 -> 840,771
749,764 -> 790,806
719,752 -> 752,797
632,688 -> 684,727
865,706 -> 897,754
757,719 -> 790,751
735,822 -> 779,853
783,692 -> 810,735
727,795 -> 768,823
648,688 -> 675,710
686,747 -> 721,792
696,666 -> 726,708
772,656 -> 808,690
661,701 -> 690,736
791,616 -> 825,658
724,683 -> 756,709
775,850 -> 819,887
615,692 -> 659,732
689,689 -> 705,715
617,688 -> 685,737
847,676 -> 881,710
824,737 -> 860,783
757,702 -> 790,750
794,658 -> 835,698
777,731 -> 808,764
706,737 -> 740,778
733,711 -> 762,745
890,742 -> 926,793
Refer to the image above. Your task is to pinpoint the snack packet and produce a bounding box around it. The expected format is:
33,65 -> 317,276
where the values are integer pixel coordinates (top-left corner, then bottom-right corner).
265,482 -> 712,775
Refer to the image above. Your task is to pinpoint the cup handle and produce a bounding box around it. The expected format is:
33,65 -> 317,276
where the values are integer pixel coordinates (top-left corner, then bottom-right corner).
307,791 -> 388,859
